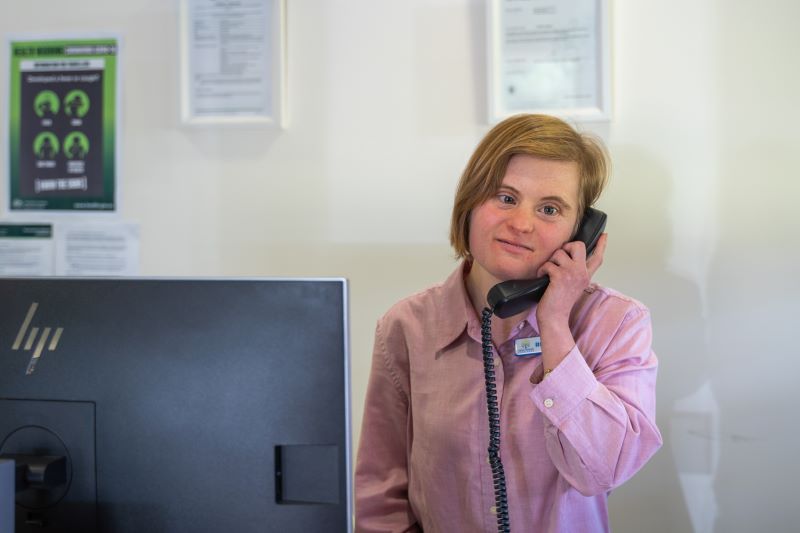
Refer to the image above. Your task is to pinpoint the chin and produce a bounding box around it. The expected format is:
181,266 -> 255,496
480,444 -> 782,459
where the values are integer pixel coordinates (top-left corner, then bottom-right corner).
491,263 -> 539,283
471,254 -> 540,284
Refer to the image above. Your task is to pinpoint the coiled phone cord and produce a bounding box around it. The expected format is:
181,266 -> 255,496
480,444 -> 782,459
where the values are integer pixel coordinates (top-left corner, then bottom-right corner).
481,307 -> 511,533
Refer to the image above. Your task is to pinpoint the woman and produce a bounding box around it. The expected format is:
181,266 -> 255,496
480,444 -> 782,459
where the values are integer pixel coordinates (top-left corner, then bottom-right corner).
355,114 -> 662,532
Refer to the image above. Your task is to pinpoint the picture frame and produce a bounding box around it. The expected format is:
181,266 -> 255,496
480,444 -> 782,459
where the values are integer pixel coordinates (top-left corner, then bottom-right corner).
487,0 -> 611,123
179,0 -> 287,127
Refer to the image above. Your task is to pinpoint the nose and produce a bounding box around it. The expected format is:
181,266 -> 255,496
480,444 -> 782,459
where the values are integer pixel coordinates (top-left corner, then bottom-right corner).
508,209 -> 535,233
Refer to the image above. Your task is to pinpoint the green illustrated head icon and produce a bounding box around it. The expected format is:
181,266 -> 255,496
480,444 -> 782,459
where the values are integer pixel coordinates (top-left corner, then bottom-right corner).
64,132 -> 90,159
33,132 -> 60,160
34,90 -> 60,117
64,90 -> 90,118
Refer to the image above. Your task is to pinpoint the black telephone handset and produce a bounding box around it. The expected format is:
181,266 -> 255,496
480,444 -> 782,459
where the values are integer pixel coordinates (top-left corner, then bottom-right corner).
486,208 -> 608,319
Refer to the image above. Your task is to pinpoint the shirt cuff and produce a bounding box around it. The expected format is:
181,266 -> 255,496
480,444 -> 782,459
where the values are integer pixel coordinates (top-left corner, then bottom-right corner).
529,347 -> 598,426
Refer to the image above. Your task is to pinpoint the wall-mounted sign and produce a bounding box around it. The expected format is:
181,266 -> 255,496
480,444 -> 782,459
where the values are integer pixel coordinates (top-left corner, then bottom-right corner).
7,36 -> 120,213
487,0 -> 611,123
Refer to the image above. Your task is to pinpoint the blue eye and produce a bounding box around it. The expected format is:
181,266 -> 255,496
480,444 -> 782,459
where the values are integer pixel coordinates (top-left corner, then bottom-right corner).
542,205 -> 559,216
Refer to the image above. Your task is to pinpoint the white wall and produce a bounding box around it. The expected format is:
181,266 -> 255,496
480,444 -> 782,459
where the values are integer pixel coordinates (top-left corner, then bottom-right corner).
2,1 -> 799,531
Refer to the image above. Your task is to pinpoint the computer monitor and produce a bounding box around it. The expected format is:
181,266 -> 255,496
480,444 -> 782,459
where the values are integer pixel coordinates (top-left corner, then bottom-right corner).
0,278 -> 351,532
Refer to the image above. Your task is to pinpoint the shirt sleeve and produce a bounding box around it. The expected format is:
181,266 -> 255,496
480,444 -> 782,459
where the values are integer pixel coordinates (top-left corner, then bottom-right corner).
354,318 -> 422,533
529,304 -> 663,496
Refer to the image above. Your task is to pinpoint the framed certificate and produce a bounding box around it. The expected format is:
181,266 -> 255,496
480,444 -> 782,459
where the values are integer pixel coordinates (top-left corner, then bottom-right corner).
179,0 -> 286,126
487,0 -> 611,123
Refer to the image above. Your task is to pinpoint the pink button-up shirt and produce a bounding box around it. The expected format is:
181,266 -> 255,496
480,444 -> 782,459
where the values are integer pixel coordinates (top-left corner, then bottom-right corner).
355,264 -> 662,533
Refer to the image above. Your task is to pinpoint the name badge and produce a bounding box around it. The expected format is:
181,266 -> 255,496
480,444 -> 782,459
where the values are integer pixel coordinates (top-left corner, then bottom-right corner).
514,337 -> 541,357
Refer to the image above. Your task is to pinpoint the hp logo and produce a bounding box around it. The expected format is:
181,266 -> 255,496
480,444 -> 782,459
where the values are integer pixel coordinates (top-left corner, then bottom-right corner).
11,303 -> 64,375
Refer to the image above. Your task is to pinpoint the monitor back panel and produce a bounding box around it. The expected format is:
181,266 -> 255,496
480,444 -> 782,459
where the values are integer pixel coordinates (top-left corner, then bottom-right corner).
0,278 -> 350,533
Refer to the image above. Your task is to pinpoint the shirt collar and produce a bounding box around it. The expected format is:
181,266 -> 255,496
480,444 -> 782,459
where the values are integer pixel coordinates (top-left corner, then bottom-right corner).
522,301 -> 540,335
434,262 -> 475,352
434,262 -> 540,352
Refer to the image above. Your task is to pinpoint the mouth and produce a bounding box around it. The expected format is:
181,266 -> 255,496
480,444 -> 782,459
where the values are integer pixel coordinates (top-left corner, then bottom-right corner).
496,238 -> 534,253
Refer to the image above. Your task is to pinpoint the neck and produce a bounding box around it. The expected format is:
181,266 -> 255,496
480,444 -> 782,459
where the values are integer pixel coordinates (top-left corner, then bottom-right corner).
464,261 -> 526,342
463,260 -> 491,314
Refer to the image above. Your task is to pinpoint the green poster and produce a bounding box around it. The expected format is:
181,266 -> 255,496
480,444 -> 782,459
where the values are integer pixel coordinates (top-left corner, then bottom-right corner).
8,37 -> 118,212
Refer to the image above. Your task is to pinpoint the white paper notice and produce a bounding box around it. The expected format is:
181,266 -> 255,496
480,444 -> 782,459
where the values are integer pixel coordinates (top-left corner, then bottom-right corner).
501,0 -> 599,112
187,0 -> 273,117
0,223 -> 54,276
54,222 -> 139,276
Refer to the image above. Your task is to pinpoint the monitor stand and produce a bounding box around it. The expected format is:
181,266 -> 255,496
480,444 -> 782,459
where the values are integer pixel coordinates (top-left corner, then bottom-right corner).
0,399 -> 96,532
1,459 -> 13,533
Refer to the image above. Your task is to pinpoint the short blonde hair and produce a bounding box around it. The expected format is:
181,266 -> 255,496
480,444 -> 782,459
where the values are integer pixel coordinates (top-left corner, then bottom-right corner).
449,114 -> 609,259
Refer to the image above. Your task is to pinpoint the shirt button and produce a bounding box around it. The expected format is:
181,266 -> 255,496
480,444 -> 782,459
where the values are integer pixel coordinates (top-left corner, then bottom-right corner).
490,506 -> 497,515
544,398 -> 554,408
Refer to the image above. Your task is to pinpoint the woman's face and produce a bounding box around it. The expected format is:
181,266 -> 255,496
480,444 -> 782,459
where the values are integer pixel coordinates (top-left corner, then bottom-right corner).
467,154 -> 580,290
